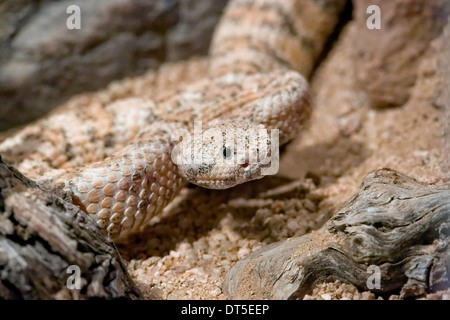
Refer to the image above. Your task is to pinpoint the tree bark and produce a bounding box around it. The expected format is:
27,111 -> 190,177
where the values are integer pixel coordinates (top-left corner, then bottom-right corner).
223,168 -> 450,299
0,157 -> 141,299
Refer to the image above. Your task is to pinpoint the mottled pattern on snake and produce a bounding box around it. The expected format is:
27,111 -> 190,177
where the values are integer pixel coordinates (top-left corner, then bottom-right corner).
0,0 -> 346,241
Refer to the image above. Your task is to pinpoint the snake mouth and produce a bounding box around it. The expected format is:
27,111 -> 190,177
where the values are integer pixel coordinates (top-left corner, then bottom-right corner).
192,163 -> 267,189
197,173 -> 266,189
195,178 -> 239,189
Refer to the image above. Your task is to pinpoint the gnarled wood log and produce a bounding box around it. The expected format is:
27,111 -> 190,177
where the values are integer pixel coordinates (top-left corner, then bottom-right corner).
0,157 -> 141,299
223,169 -> 449,299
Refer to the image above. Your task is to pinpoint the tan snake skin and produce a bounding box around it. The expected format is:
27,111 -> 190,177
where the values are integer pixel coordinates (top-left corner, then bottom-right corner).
0,0 -> 346,242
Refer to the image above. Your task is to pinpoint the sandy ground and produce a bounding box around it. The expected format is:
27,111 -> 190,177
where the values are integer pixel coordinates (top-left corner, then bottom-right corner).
118,22 -> 449,300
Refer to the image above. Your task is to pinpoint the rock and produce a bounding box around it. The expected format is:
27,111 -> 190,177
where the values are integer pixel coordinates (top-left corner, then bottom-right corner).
434,16 -> 450,177
0,156 -> 140,299
223,169 -> 450,299
0,0 -> 228,131
351,0 -> 450,109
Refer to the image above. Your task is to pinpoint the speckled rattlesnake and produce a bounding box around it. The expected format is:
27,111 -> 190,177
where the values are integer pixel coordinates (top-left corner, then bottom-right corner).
0,0 -> 345,241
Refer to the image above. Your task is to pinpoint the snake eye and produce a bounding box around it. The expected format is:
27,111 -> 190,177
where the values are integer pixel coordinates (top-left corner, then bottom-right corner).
222,146 -> 232,159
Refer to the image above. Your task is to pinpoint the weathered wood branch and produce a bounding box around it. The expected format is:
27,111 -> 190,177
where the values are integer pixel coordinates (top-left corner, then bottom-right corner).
223,168 -> 450,299
0,157 -> 140,299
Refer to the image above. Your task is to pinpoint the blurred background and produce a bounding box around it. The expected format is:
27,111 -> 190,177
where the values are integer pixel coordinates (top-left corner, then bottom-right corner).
0,0 -> 228,131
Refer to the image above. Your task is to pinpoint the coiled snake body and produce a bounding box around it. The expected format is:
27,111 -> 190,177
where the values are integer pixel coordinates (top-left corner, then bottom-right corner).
0,0 -> 345,241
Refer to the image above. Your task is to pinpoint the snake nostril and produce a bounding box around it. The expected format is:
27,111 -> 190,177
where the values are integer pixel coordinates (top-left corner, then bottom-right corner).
240,163 -> 249,168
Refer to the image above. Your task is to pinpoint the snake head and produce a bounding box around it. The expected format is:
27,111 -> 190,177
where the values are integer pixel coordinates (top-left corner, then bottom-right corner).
174,120 -> 277,189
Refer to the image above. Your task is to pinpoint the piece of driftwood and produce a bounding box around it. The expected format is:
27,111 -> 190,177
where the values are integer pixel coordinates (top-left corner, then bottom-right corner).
0,157 -> 140,299
223,168 -> 449,299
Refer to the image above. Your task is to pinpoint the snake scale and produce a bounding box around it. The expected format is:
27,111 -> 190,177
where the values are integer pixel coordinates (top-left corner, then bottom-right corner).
0,0 -> 346,242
